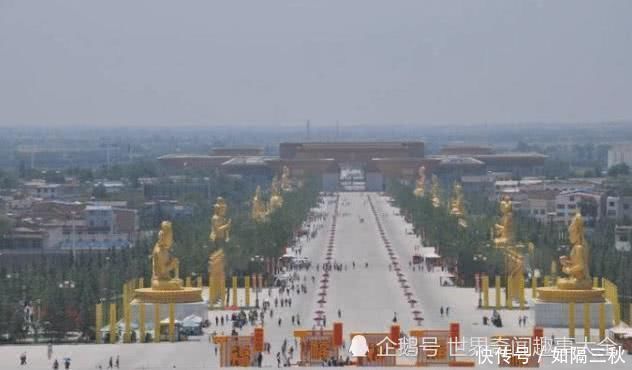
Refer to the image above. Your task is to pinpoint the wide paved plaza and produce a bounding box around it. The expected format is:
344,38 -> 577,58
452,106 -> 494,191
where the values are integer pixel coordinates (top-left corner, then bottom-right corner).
0,192 -> 628,369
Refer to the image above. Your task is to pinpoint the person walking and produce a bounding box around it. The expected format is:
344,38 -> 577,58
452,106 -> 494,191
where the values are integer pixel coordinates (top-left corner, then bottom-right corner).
115,355 -> 119,369
20,352 -> 27,365
446,306 -> 450,317
52,359 -> 59,370
108,356 -> 113,369
440,306 -> 444,317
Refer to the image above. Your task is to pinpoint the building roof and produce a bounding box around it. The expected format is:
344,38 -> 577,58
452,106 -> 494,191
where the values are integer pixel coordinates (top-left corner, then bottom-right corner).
157,154 -> 218,160
440,144 -> 494,155
283,141 -> 423,149
221,156 -> 276,167
523,190 -> 558,201
85,205 -> 113,211
435,156 -> 485,166
557,189 -> 604,197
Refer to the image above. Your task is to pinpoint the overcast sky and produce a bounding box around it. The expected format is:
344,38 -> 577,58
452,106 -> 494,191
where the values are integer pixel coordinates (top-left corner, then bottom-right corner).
1,0 -> 631,127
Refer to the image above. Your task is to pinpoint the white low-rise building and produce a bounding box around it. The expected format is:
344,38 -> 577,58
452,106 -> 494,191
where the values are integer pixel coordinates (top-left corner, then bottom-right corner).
554,189 -> 605,224
614,225 -> 632,252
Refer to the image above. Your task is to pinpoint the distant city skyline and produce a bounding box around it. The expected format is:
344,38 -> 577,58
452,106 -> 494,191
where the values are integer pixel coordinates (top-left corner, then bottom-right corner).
1,0 -> 631,127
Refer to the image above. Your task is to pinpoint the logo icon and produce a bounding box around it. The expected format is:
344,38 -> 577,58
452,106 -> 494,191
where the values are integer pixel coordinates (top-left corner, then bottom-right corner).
349,334 -> 369,357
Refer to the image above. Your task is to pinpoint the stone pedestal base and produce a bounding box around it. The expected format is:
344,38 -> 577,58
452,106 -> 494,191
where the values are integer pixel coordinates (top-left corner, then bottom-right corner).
134,287 -> 203,304
130,300 -> 208,326
536,287 -> 605,303
534,300 -> 614,328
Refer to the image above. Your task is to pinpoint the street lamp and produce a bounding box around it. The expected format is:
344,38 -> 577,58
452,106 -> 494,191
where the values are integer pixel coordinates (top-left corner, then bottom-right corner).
250,255 -> 264,308
473,254 -> 488,309
58,280 -> 76,289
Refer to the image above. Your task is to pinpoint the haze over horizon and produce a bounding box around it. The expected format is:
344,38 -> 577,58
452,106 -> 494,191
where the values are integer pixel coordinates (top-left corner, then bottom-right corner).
1,0 -> 631,127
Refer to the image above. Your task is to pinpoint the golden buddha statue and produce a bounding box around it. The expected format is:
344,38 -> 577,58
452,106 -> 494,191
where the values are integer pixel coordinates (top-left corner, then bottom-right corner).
506,249 -> 524,302
430,175 -> 441,208
493,195 -> 514,247
251,185 -> 268,222
537,212 -> 604,303
210,197 -> 231,244
450,181 -> 468,227
269,176 -> 284,210
135,221 -> 202,303
280,165 -> 293,192
413,166 -> 426,198
557,212 -> 592,290
151,221 -> 182,290
450,181 -> 465,216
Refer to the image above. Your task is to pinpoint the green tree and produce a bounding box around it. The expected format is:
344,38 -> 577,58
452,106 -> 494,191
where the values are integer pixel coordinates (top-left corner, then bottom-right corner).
608,163 -> 630,177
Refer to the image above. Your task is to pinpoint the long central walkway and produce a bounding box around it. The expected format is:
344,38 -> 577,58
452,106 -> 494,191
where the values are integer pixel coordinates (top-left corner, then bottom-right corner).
323,193 -> 413,334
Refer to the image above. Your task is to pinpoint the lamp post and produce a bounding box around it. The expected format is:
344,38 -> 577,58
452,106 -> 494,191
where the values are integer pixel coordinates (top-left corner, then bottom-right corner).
473,254 -> 488,309
250,255 -> 264,308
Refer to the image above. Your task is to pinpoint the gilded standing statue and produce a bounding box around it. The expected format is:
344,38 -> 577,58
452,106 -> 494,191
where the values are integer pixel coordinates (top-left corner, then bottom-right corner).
430,175 -> 441,208
494,195 -> 514,247
280,165 -> 293,192
269,176 -> 284,210
251,185 -> 268,222
210,197 -> 231,246
413,166 -> 426,198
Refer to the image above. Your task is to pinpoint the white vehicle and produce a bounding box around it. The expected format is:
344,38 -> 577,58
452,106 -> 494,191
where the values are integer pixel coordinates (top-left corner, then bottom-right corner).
291,257 -> 311,268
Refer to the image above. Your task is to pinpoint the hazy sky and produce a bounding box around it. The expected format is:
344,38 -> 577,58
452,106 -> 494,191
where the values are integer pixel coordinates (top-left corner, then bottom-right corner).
1,0 -> 631,127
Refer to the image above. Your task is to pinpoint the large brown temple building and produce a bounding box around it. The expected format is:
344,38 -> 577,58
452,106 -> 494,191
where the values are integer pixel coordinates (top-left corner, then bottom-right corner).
158,141 -> 546,191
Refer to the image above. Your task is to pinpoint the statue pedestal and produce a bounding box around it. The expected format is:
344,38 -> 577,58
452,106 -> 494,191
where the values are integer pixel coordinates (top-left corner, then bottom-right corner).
536,287 -> 605,303
134,287 -> 203,304
130,299 -> 207,326
534,300 -> 614,328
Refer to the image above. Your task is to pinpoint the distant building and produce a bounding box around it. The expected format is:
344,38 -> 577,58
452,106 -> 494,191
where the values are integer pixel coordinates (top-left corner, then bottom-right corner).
0,227 -> 46,249
157,154 -> 230,172
142,177 -> 212,200
614,225 -> 632,252
157,142 -> 546,191
57,205 -> 138,250
142,200 -> 194,222
220,156 -> 275,186
23,180 -> 81,200
522,190 -> 557,223
605,195 -> 632,222
607,143 -> 632,169
472,153 -> 547,177
1,201 -> 138,252
432,156 -> 487,186
460,175 -> 495,199
210,147 -> 264,156
554,190 -> 606,224
93,180 -> 126,194
440,144 -> 493,156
